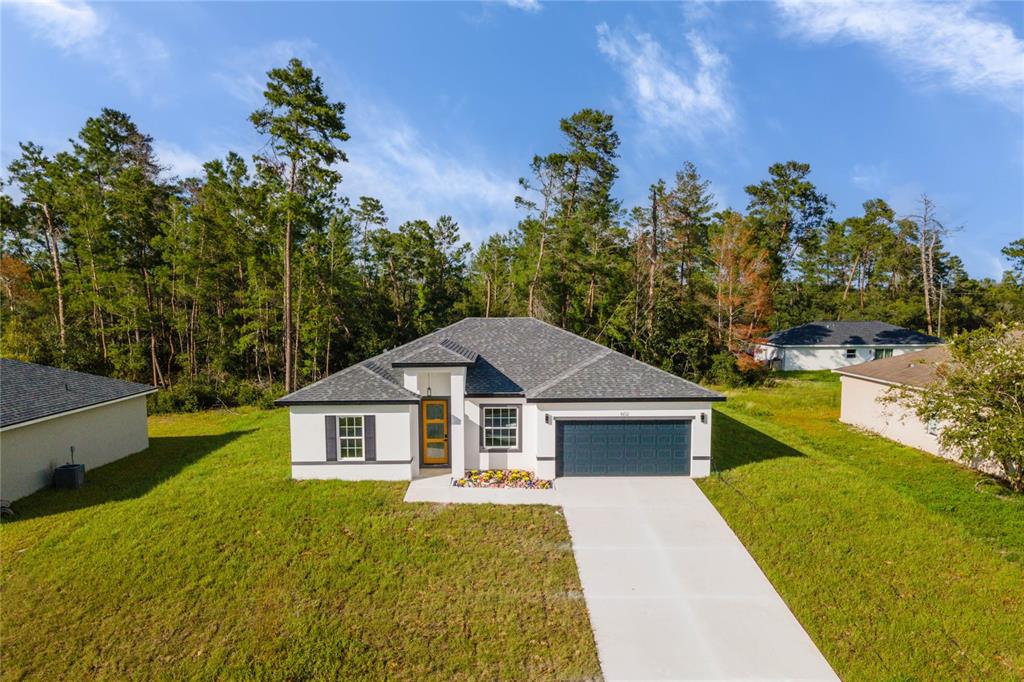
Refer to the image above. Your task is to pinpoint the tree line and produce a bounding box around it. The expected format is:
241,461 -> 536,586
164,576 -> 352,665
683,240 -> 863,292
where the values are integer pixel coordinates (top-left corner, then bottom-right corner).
3,59 -> 1022,408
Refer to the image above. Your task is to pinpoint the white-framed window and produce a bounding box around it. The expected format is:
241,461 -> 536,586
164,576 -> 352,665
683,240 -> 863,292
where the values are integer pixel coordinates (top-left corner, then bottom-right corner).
845,348 -> 857,359
337,415 -> 365,459
874,348 -> 894,360
483,406 -> 518,449
926,419 -> 939,437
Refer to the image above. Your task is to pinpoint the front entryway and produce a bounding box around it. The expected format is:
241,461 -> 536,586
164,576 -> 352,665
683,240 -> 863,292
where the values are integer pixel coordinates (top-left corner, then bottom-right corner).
556,420 -> 691,476
421,399 -> 450,465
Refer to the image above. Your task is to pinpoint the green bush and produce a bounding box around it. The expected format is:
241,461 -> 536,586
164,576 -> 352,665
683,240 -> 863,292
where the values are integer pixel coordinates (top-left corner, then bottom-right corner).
148,379 -> 284,414
710,352 -> 745,387
709,352 -> 770,387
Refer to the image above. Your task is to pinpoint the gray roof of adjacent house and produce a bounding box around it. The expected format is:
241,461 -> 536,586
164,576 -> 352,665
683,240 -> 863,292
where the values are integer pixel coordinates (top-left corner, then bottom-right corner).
277,317 -> 724,405
0,358 -> 157,429
763,321 -> 941,347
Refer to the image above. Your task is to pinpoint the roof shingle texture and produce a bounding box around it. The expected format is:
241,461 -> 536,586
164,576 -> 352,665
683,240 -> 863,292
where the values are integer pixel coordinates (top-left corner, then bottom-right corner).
766,321 -> 941,347
1,359 -> 156,428
391,338 -> 478,366
278,317 -> 723,404
834,345 -> 951,387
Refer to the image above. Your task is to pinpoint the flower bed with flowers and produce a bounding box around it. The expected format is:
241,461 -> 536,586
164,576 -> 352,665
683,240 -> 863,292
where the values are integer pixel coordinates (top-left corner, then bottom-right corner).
453,469 -> 553,489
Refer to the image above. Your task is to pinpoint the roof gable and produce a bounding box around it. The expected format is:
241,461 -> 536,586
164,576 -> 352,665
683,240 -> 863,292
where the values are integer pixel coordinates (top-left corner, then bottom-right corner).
391,338 -> 478,367
1,359 -> 156,429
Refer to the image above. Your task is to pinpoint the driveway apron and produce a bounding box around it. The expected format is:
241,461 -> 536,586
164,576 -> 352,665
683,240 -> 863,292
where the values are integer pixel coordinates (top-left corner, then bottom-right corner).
558,477 -> 838,681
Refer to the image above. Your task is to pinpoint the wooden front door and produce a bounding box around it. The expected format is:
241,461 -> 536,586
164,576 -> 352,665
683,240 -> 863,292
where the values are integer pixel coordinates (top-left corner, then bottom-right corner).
421,399 -> 450,465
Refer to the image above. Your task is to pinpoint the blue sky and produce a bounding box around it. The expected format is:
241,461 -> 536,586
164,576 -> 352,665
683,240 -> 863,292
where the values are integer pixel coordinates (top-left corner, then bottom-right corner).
3,1 -> 1022,278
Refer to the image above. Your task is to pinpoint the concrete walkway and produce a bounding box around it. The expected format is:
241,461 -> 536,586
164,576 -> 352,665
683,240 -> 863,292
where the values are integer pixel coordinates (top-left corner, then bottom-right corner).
559,477 -> 838,681
404,474 -> 837,680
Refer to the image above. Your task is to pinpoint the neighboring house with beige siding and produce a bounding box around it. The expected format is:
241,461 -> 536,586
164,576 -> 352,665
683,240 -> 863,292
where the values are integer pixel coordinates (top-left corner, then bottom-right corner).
834,347 -> 1003,477
0,359 -> 157,501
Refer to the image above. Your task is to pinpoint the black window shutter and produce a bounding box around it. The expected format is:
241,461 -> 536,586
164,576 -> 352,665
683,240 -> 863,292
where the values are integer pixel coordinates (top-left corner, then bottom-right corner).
325,416 -> 337,461
364,415 -> 376,461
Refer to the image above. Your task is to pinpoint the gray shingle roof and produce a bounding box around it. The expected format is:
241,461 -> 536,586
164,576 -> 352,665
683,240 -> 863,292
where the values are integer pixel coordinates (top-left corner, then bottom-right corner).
277,362 -> 421,404
277,317 -> 724,405
1,359 -> 157,429
765,321 -> 941,347
391,338 -> 478,366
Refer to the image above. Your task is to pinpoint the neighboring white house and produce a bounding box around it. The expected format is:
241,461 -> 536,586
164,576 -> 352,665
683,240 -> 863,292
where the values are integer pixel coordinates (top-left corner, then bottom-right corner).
834,346 -> 1003,477
0,359 -> 157,501
754,320 -> 941,371
276,317 -> 724,482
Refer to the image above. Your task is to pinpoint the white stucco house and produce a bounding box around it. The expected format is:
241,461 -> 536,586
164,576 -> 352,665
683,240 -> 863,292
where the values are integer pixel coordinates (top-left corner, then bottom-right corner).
754,320 -> 941,371
835,346 -> 1003,477
0,359 -> 157,501
276,317 -> 724,482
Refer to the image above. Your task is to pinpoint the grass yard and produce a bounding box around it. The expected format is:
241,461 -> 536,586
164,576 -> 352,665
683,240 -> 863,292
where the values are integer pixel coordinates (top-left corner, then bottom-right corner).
701,372 -> 1024,681
0,409 -> 600,680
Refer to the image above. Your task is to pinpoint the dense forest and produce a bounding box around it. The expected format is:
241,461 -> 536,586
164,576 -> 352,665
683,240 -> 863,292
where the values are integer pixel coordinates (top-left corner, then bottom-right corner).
3,59 -> 1023,409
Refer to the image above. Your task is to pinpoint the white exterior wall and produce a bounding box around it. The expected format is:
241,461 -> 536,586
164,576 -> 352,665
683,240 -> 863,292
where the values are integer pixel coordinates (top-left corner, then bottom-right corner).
289,403 -> 418,481
0,395 -> 150,501
756,344 -> 937,371
838,375 -> 1003,476
287,390 -> 715,481
839,375 -> 940,454
533,401 -> 714,479
449,371 -> 466,478
464,397 -> 532,473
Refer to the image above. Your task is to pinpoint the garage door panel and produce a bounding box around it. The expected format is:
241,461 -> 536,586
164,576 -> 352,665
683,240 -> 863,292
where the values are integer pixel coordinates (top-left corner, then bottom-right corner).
557,420 -> 691,476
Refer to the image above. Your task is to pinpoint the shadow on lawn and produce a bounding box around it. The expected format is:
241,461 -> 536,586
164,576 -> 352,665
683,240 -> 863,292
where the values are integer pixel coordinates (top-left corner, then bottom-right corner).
711,412 -> 805,472
4,430 -> 252,522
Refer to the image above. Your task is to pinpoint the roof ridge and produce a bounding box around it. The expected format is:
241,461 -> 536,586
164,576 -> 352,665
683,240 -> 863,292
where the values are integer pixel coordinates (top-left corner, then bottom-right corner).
379,318 -> 475,363
438,337 -> 478,360
527,347 -> 613,396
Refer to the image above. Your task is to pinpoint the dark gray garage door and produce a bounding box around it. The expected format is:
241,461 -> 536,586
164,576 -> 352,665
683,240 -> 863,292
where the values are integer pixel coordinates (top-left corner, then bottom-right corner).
556,420 -> 691,476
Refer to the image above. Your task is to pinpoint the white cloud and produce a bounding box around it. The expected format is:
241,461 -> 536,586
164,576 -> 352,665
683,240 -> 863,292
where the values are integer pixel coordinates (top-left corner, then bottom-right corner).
850,162 -> 890,193
596,23 -> 735,140
502,0 -> 542,12
213,39 -> 521,244
343,103 -> 521,244
7,0 -> 168,92
213,39 -> 319,107
9,0 -> 103,49
153,142 -> 216,180
776,1 -> 1024,106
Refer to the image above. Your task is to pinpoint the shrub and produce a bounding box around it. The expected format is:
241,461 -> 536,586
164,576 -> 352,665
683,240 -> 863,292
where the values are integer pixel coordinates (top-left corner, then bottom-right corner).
148,379 -> 285,414
709,351 -> 769,387
888,323 -> 1024,492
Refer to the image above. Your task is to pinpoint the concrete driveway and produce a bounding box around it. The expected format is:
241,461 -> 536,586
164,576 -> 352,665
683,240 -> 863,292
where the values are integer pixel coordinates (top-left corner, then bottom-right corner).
558,477 -> 838,681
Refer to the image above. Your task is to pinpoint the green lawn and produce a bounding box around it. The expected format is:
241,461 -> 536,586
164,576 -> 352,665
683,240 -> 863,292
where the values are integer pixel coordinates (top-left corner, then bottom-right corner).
0,409 -> 600,680
4,377 -> 1022,681
700,372 -> 1024,681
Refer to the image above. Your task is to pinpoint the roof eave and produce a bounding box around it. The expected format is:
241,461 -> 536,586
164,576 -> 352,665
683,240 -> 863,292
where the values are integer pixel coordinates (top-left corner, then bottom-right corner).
526,395 -> 725,403
390,361 -> 476,368
274,398 -> 420,407
0,388 -> 159,431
